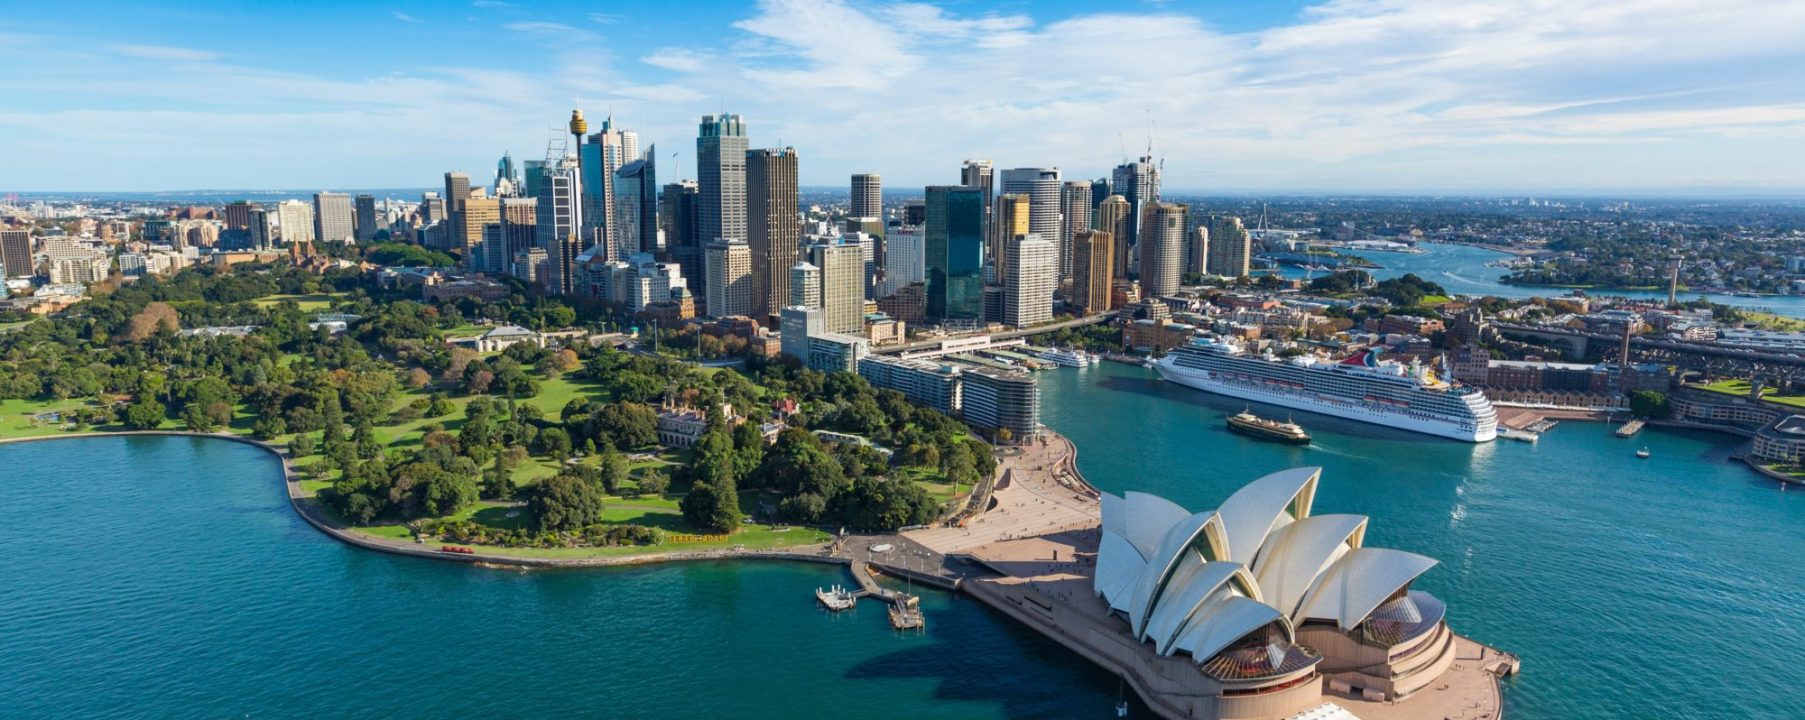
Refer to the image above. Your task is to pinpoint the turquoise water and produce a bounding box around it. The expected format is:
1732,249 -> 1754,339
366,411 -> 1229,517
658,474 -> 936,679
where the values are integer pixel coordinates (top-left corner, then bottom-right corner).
1282,242 -> 1805,317
0,436 -> 1117,720
1044,362 -> 1805,719
6,364 -> 1804,719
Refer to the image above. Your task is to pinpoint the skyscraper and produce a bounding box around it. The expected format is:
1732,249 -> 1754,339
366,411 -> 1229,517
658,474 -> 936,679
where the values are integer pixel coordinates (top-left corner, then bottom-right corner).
1140,203 -> 1187,297
1071,229 -> 1115,314
500,197 -> 537,277
0,229 -> 31,277
697,114 -> 748,247
810,240 -> 864,334
1185,226 -> 1209,277
999,168 -> 1063,246
790,261 -> 821,309
248,206 -> 273,250
538,155 -> 583,294
612,149 -> 657,259
313,191 -> 353,244
583,115 -> 638,253
443,172 -> 471,213
1094,195 -> 1132,279
661,180 -> 702,298
960,159 -> 993,217
421,192 -> 445,227
704,239 -> 752,318
991,193 -> 1031,281
1003,233 -> 1056,328
495,152 -> 520,197
354,194 -> 378,243
277,200 -> 315,246
746,146 -> 799,322
881,224 -> 924,297
1060,181 -> 1091,284
925,185 -> 985,323
460,197 -> 501,272
1111,156 -> 1160,251
851,173 -> 882,219
1206,215 -> 1251,278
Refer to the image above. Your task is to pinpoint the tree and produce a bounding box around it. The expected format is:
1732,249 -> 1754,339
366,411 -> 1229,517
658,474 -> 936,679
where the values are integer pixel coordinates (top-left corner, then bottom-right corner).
426,394 -> 454,418
598,446 -> 629,494
680,479 -> 740,533
777,493 -> 827,524
755,428 -> 848,498
589,402 -> 658,450
288,432 -> 316,457
122,302 -> 180,341
404,367 -> 432,389
538,426 -> 572,459
1629,390 -> 1670,419
833,476 -> 938,532
182,404 -> 218,432
636,469 -> 670,497
530,473 -> 606,531
123,398 -> 165,430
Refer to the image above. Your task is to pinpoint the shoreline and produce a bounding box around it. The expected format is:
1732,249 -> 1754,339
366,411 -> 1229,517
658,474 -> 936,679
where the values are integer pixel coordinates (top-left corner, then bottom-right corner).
0,431 -> 838,570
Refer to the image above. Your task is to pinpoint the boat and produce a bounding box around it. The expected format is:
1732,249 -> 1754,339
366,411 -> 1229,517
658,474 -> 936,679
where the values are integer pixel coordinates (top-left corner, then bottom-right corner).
1154,339 -> 1499,442
1031,346 -> 1093,367
1636,447 -> 1651,459
1225,408 -> 1311,444
815,584 -> 858,611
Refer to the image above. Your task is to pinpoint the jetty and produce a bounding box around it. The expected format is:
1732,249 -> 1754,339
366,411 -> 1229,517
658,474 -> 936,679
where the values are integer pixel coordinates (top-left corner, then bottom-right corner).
1615,419 -> 1645,437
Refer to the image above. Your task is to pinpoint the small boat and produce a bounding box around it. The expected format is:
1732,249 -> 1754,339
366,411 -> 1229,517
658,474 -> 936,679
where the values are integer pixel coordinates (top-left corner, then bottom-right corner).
1635,447 -> 1651,459
816,584 -> 858,611
1226,409 -> 1312,445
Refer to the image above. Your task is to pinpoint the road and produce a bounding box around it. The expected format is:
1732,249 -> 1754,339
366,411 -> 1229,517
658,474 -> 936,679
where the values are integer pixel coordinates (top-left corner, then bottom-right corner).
870,312 -> 1119,355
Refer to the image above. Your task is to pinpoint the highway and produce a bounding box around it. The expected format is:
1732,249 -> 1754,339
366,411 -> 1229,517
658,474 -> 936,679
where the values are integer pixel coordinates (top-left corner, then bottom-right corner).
870,311 -> 1119,355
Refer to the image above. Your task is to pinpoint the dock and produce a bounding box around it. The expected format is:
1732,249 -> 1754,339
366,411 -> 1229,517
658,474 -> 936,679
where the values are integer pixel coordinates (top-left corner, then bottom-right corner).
1615,419 -> 1645,437
838,560 -> 925,630
1497,428 -> 1540,443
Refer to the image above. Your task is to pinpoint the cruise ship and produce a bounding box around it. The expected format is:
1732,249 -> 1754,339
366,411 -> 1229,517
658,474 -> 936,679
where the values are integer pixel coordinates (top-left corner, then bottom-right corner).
1155,339 -> 1498,442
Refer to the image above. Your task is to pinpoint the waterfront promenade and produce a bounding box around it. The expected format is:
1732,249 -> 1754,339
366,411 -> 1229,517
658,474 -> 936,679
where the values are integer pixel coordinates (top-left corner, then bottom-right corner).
904,429 -> 1510,720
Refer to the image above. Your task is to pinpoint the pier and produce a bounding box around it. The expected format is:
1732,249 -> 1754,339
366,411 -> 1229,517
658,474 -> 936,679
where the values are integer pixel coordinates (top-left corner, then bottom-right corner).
1615,419 -> 1645,437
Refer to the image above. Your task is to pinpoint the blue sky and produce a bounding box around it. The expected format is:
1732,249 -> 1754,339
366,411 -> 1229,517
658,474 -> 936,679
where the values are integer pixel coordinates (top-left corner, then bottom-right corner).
3,0 -> 1803,193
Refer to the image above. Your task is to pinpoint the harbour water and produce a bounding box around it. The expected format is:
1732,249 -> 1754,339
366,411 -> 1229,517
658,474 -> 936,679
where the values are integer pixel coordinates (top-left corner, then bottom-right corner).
1283,241 -> 1805,318
5,359 -> 1804,719
0,436 -> 1115,720
1045,362 -> 1805,719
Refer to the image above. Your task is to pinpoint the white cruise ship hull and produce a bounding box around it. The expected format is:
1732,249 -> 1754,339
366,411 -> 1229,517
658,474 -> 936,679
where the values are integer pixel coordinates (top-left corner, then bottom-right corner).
1156,358 -> 1496,443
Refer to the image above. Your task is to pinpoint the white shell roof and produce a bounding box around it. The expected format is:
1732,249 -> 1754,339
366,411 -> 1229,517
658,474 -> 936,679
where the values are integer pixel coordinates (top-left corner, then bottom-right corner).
1090,468 -> 1440,669
1096,530 -> 1148,612
1214,467 -> 1319,564
1295,547 -> 1438,631
1127,511 -> 1226,637
1170,595 -> 1288,664
1141,562 -> 1253,654
1252,514 -> 1368,621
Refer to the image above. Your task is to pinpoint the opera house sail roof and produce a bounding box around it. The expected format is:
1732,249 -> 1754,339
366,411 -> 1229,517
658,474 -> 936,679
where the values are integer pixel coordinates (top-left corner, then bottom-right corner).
1094,467 -> 1444,683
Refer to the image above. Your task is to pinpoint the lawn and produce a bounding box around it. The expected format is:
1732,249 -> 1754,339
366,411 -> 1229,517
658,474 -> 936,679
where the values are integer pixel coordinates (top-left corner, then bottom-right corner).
1740,311 -> 1805,333
252,293 -> 347,312
1693,379 -> 1805,408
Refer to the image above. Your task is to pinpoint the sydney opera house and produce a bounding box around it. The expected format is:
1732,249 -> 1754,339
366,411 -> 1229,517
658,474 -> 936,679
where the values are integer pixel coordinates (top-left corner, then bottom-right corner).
1093,467 -> 1461,718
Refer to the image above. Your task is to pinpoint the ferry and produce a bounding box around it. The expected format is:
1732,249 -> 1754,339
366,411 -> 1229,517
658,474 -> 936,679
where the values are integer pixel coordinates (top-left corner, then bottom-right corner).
1155,339 -> 1498,443
1636,447 -> 1651,459
1031,347 -> 1093,368
1226,409 -> 1311,445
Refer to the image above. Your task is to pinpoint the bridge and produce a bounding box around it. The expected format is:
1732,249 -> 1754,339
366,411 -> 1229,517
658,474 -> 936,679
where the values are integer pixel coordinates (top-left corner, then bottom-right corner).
1492,322 -> 1805,383
871,311 -> 1119,356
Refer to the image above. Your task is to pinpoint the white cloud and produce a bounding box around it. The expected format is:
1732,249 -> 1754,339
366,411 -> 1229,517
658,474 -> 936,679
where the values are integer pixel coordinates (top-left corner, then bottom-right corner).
12,0 -> 1805,191
391,10 -> 424,23
111,44 -> 220,62
641,48 -> 707,73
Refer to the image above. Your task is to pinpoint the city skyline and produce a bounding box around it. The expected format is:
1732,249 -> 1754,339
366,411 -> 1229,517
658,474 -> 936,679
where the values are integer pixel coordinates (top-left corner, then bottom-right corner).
4,0 -> 1804,194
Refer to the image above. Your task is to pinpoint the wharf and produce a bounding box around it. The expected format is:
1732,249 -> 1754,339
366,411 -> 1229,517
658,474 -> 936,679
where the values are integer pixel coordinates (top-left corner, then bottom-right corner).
1615,419 -> 1645,437
1497,428 -> 1540,443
